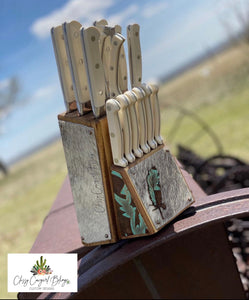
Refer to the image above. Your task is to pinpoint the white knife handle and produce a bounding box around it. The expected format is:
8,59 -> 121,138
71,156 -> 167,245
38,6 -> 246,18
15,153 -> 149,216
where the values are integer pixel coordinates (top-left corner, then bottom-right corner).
116,94 -> 135,163
149,84 -> 163,144
81,26 -> 106,118
131,87 -> 150,154
93,20 -> 110,97
106,99 -> 128,167
109,33 -> 125,98
51,25 -> 76,112
141,83 -> 157,149
63,21 -> 90,115
127,24 -> 142,88
124,91 -> 143,158
114,24 -> 128,93
93,19 -> 108,59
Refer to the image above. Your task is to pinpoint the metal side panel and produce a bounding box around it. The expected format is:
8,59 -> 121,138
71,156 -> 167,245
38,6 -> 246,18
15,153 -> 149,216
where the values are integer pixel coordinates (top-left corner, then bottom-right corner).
127,148 -> 195,230
59,120 -> 111,244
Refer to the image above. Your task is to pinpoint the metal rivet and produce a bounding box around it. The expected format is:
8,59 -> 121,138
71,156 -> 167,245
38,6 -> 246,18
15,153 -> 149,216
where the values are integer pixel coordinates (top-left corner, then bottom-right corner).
114,159 -> 118,163
105,234 -> 109,238
91,36 -> 95,42
106,46 -> 110,51
110,66 -> 114,71
137,55 -> 141,59
74,32 -> 79,38
95,63 -> 99,69
113,41 -> 118,46
111,133 -> 115,138
124,76 -> 127,80
98,90 -> 103,95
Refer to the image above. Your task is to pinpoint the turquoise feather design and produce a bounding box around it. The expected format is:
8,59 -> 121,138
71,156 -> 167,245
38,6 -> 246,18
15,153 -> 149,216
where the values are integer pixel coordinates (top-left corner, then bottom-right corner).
112,171 -> 147,235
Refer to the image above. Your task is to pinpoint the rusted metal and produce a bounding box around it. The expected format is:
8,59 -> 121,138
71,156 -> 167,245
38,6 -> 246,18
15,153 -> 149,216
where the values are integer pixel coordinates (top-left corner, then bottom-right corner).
18,170 -> 249,299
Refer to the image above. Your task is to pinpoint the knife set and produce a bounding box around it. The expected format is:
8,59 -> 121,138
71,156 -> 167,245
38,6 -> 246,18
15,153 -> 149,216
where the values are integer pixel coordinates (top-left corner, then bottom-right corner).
51,20 -> 194,246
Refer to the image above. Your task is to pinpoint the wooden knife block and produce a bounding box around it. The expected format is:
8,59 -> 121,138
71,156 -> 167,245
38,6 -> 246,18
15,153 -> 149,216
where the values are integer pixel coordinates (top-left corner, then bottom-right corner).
58,111 -> 195,246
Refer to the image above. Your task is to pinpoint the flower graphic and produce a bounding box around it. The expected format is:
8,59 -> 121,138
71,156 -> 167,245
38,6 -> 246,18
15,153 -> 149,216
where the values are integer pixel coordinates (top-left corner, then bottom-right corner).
30,256 -> 53,276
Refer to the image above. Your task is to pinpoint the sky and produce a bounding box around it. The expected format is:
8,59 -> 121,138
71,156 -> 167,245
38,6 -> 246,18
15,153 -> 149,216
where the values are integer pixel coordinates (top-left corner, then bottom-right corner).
0,0 -> 246,164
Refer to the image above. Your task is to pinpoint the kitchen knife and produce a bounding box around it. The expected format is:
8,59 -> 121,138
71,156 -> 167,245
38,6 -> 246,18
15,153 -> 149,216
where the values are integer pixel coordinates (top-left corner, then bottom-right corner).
106,99 -> 128,167
93,19 -> 108,59
127,24 -> 157,150
124,90 -> 143,158
148,84 -> 163,144
81,26 -> 127,166
111,29 -> 142,158
51,25 -> 77,112
63,21 -> 91,115
80,26 -> 106,118
131,87 -> 150,153
109,32 -> 135,163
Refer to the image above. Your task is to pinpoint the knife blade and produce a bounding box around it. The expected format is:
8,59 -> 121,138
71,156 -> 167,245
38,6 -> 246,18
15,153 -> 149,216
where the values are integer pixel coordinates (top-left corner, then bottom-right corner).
109,32 -> 135,163
51,25 -> 77,112
127,24 -> 157,150
63,21 -> 91,115
80,26 -> 106,118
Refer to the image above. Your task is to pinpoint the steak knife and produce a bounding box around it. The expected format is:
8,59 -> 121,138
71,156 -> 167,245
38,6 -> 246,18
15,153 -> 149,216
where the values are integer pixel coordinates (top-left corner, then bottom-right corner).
109,32 -> 135,163
51,25 -> 77,112
127,24 -> 157,150
63,21 -> 91,115
80,26 -> 106,118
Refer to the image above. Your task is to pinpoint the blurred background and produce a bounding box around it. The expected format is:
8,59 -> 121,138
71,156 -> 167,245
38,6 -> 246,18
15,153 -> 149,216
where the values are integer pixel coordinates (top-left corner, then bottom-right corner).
1,0 -> 249,298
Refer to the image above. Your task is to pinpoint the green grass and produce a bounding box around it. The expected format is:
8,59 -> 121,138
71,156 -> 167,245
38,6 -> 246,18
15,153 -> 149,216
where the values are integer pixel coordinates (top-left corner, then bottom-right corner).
1,43 -> 249,299
0,141 -> 67,299
159,44 -> 249,162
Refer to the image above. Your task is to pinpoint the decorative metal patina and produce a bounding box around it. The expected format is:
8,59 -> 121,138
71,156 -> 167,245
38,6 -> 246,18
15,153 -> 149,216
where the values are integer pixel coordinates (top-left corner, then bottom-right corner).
147,167 -> 166,219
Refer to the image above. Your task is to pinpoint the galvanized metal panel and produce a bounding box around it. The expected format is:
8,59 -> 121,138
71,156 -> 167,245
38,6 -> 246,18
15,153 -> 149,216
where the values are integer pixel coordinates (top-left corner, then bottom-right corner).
59,120 -> 111,244
128,148 -> 194,230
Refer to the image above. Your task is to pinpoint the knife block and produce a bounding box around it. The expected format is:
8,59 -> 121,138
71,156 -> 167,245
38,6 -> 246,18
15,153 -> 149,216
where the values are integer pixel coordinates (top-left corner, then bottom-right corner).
58,111 -> 195,245
58,111 -> 118,246
110,145 -> 195,240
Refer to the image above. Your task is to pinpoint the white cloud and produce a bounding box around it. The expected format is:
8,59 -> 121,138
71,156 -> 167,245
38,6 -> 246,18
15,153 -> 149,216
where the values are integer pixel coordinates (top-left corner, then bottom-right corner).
30,0 -> 113,39
141,1 -> 168,19
108,4 -> 139,27
32,85 -> 57,100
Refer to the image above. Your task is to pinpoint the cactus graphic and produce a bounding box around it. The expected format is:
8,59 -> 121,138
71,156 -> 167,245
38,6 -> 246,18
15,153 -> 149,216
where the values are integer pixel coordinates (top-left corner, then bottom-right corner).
30,256 -> 53,275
